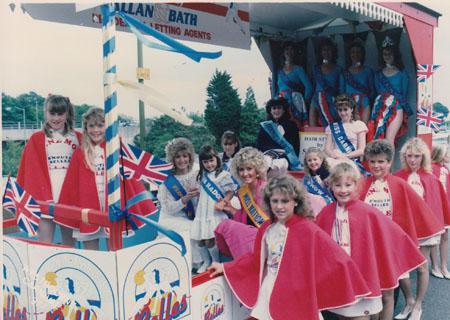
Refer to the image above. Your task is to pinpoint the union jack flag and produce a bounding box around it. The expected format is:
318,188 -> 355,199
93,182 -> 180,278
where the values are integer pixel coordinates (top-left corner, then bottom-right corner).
417,64 -> 440,83
2,177 -> 41,236
416,107 -> 444,131
120,143 -> 173,185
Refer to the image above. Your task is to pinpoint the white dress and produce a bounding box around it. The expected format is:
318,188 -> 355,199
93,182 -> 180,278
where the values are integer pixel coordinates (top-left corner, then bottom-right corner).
191,171 -> 237,240
157,170 -> 202,264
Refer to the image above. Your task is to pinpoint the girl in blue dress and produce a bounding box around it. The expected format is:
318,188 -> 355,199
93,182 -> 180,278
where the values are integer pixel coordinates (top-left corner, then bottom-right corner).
368,36 -> 411,144
309,38 -> 345,128
276,43 -> 313,129
343,40 -> 375,123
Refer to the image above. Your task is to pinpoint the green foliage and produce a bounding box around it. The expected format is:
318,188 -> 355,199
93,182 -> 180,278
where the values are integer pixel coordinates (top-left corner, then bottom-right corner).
74,104 -> 91,127
204,70 -> 241,144
239,87 -> 265,147
2,141 -> 25,176
433,102 -> 449,119
137,115 -> 216,159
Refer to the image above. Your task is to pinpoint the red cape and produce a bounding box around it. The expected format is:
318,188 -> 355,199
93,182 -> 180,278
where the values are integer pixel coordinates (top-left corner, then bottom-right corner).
223,215 -> 370,320
431,163 -> 450,226
16,131 -> 82,201
360,175 -> 443,245
395,168 -> 448,228
316,200 -> 426,297
58,145 -> 157,234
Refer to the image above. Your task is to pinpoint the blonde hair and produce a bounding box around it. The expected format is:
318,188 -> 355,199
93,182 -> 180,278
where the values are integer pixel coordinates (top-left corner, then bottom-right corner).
400,137 -> 432,173
82,107 -> 105,171
263,174 -> 314,220
230,147 -> 268,184
165,137 -> 195,173
303,147 -> 329,175
43,94 -> 75,137
328,162 -> 361,195
431,144 -> 448,164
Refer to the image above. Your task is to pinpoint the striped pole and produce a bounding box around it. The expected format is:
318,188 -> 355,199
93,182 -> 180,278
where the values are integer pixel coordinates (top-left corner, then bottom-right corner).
101,4 -> 123,250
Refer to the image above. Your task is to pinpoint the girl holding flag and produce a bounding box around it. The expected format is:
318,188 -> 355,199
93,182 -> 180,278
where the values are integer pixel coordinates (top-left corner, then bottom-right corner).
324,93 -> 369,175
191,145 -> 237,273
17,94 -> 81,246
59,107 -> 156,250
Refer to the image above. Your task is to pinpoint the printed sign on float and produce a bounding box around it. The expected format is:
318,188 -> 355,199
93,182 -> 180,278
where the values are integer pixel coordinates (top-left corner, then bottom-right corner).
299,129 -> 327,170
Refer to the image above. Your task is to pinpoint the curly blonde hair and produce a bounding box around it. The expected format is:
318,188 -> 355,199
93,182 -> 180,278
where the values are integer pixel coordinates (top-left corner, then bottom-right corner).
165,137 -> 195,173
399,137 -> 432,173
82,107 -> 105,171
230,147 -> 268,184
431,144 -> 448,164
263,174 -> 313,220
327,162 -> 362,196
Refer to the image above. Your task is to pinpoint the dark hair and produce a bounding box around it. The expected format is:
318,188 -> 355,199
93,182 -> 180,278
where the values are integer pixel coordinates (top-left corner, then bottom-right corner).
346,40 -> 366,68
335,93 -> 357,120
364,139 -> 394,162
317,38 -> 337,65
379,45 -> 404,70
221,130 -> 241,151
43,94 -> 75,137
263,174 -> 314,222
197,145 -> 223,181
265,97 -> 290,121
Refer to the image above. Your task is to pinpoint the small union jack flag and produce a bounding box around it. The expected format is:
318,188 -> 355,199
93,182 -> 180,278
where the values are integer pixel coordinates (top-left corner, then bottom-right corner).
2,177 -> 41,236
417,64 -> 440,83
416,107 -> 444,131
120,143 -> 173,185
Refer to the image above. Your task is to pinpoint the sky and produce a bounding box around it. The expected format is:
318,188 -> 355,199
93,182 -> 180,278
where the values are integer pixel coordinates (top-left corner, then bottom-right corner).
1,1 -> 450,121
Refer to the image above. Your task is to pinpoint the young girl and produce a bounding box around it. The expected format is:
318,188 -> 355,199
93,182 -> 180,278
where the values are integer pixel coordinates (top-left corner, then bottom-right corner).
191,145 -> 237,273
359,139 -> 442,320
431,144 -> 450,279
367,36 -> 411,144
343,39 -> 374,123
324,93 -> 368,175
303,147 -> 333,215
17,94 -> 81,246
316,163 -> 425,320
157,137 -> 202,268
214,147 -> 268,259
59,107 -> 156,250
220,130 -> 240,172
209,174 -> 371,320
309,38 -> 345,127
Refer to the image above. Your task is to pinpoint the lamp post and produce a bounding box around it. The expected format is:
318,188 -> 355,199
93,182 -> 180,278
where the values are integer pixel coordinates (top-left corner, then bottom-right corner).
17,107 -> 26,139
35,98 -> 39,129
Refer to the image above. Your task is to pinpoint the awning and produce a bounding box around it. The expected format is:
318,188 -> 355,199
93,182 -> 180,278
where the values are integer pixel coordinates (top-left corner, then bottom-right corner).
332,2 -> 403,28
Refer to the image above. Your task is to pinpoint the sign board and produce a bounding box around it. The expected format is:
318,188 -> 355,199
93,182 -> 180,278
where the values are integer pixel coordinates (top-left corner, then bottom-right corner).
299,129 -> 327,170
21,2 -> 251,50
136,67 -> 150,80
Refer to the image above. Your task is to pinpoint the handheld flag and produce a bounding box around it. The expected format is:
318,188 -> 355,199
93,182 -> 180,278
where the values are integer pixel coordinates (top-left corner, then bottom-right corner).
416,107 -> 444,132
417,64 -> 440,83
2,177 -> 41,236
120,143 -> 173,185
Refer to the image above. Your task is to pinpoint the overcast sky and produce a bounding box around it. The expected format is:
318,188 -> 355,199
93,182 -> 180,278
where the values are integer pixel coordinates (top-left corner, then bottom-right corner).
1,1 -> 449,121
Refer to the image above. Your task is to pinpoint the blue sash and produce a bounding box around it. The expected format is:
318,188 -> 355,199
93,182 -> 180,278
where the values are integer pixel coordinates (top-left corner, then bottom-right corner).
314,65 -> 338,97
376,71 -> 411,116
303,176 -> 334,204
164,174 -> 195,220
343,70 -> 369,95
330,122 -> 370,176
201,173 -> 225,202
260,121 -> 300,170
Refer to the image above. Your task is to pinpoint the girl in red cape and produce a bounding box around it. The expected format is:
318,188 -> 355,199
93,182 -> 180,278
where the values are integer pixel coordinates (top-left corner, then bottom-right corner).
214,147 -> 268,259
209,174 -> 371,320
360,139 -> 442,320
316,162 -> 425,320
17,94 -> 82,246
430,144 -> 450,279
58,107 -> 156,250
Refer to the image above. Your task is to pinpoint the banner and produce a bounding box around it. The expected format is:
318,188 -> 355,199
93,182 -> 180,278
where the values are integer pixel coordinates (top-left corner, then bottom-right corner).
22,3 -> 251,50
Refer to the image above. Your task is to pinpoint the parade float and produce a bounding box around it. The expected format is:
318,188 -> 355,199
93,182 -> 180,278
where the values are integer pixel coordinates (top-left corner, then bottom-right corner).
3,2 -> 442,319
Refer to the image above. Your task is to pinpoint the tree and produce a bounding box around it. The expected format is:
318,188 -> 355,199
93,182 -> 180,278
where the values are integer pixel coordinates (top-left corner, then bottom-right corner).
204,70 -> 241,144
433,102 -> 449,120
73,104 -> 91,127
2,141 -> 25,176
239,87 -> 266,147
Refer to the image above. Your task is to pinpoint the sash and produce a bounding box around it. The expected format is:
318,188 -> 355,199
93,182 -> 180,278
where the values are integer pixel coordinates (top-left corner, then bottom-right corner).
370,94 -> 399,140
376,71 -> 411,116
303,176 -> 334,204
260,121 -> 301,170
314,65 -> 338,97
164,174 -> 195,220
279,68 -> 303,93
317,91 -> 335,127
238,185 -> 269,227
343,70 -> 369,95
201,173 -> 225,202
330,122 -> 371,176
